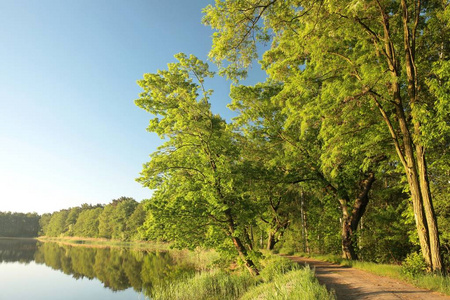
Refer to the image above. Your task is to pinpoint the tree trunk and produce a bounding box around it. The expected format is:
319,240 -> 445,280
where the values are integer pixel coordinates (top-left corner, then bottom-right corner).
416,145 -> 443,272
244,226 -> 254,251
232,235 -> 259,276
373,87 -> 433,269
225,209 -> 259,276
300,196 -> 310,253
267,231 -> 276,250
266,220 -> 289,250
339,172 -> 375,260
341,217 -> 358,260
381,0 -> 443,272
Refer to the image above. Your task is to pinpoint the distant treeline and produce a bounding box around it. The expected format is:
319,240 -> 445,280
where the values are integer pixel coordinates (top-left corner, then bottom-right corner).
0,212 -> 40,237
39,197 -> 147,240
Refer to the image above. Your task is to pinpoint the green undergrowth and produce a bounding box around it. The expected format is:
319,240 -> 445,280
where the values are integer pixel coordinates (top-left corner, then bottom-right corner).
151,255 -> 335,300
290,252 -> 450,296
240,266 -> 335,300
151,269 -> 253,300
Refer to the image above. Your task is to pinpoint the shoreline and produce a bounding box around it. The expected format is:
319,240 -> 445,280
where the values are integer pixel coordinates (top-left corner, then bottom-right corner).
36,236 -> 171,250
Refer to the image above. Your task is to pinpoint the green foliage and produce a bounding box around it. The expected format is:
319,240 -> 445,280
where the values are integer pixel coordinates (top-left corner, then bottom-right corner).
0,212 -> 40,237
241,266 -> 335,300
277,190 -> 341,256
151,254 -> 334,300
72,206 -> 103,237
33,241 -> 198,294
203,0 -> 449,271
151,269 -> 254,300
98,203 -> 114,239
135,54 -> 263,273
45,209 -> 69,237
357,185 -> 413,263
126,201 -> 148,241
64,207 -> 81,236
258,255 -> 300,282
38,198 -> 145,241
402,252 -> 427,277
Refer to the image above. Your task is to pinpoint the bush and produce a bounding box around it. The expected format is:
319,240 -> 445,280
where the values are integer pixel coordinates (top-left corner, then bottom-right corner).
259,255 -> 300,282
402,252 -> 427,277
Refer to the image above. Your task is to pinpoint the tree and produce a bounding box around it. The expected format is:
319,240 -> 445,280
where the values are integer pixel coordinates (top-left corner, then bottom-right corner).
45,210 -> 69,237
126,200 -> 148,241
72,205 -> 103,238
64,207 -> 81,236
203,0 -> 449,272
98,203 -> 115,239
39,213 -> 52,236
110,197 -> 138,240
229,80 -> 384,259
135,53 -> 261,275
0,212 -> 40,237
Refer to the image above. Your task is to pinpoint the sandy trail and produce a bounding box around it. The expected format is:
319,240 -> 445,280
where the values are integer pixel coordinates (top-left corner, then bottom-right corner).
286,256 -> 450,300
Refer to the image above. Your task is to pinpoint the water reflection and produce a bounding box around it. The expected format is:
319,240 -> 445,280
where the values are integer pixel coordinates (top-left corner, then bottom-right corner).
0,238 -> 196,297
0,238 -> 37,263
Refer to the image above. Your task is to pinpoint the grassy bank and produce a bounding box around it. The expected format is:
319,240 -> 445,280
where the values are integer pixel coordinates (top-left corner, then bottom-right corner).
151,255 -> 335,300
36,238 -> 334,299
291,252 -> 450,296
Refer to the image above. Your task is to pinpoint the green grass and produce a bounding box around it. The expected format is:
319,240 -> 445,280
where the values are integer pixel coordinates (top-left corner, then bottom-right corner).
412,274 -> 450,295
241,266 -> 335,300
150,254 -> 335,300
292,252 -> 450,296
151,269 -> 255,300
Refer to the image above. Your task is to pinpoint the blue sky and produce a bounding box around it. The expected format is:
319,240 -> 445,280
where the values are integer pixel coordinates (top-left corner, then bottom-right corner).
0,0 -> 265,214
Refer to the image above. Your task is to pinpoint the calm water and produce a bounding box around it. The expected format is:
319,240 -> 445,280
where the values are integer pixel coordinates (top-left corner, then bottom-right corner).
0,238 -> 196,299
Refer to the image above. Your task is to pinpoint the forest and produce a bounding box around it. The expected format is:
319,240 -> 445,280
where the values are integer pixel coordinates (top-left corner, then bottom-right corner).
0,212 -> 40,237
1,0 -> 448,278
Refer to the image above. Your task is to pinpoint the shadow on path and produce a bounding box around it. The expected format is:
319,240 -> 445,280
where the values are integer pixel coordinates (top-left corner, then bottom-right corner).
285,256 -> 450,300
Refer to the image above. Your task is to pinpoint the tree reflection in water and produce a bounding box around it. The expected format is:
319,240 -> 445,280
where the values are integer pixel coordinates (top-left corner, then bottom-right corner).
0,238 -> 196,297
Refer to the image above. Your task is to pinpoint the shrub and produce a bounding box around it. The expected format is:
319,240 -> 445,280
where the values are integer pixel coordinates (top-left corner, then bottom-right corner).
402,252 -> 427,277
259,255 -> 300,282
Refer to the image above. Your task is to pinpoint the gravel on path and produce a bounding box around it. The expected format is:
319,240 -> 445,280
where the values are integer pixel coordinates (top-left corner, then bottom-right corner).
286,256 -> 450,300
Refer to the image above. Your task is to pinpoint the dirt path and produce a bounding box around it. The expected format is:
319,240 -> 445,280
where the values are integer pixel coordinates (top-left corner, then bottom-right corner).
286,256 -> 450,300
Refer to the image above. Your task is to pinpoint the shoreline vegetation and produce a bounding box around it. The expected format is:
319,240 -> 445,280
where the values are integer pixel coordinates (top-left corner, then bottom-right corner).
30,237 -> 450,297
10,237 -> 336,299
36,236 -> 171,250
2,236 -> 449,298
148,253 -> 335,300
1,2 -> 448,299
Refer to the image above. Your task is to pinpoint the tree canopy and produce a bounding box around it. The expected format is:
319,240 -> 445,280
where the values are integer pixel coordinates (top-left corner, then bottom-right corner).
201,0 -> 449,273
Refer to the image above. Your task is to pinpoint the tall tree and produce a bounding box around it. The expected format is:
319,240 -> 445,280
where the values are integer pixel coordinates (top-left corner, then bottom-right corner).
229,80 -> 384,259
135,54 -> 261,275
110,197 -> 138,240
45,210 -> 69,237
203,0 -> 448,272
72,205 -> 103,238
0,212 -> 40,237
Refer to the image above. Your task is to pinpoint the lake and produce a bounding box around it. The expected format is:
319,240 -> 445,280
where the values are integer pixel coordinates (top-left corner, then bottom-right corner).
0,238 -> 197,299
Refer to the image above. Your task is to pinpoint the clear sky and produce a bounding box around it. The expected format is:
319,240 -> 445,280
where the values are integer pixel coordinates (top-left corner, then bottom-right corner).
0,0 -> 264,214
